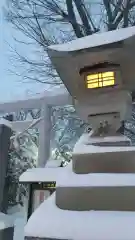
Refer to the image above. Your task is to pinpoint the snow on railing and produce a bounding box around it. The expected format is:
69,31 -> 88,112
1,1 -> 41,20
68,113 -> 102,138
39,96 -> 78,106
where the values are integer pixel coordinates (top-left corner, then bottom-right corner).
10,117 -> 43,152
0,87 -> 71,167
0,87 -> 71,113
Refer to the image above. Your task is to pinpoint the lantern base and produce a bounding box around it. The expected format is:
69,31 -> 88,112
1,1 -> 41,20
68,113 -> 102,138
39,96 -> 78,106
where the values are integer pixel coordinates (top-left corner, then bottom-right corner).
72,133 -> 135,174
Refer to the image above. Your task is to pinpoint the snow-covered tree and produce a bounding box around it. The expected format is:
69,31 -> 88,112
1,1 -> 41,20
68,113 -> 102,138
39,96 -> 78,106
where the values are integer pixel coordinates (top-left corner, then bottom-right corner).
51,105 -> 86,166
0,111 -> 39,207
7,128 -> 38,207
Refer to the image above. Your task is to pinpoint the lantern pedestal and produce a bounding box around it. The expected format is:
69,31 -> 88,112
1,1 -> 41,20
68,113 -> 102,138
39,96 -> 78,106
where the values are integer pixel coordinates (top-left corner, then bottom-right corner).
24,26 -> 135,239
72,133 -> 135,174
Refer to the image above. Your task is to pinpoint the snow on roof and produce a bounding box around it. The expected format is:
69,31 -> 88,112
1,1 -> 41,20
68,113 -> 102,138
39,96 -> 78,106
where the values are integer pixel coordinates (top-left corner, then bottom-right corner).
49,26 -> 135,53
0,213 -> 14,230
19,163 -> 135,187
25,193 -> 135,239
74,133 -> 135,155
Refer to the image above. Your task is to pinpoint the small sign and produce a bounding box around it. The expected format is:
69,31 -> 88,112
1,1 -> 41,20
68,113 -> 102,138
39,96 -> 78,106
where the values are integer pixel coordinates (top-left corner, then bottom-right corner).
30,181 -> 56,190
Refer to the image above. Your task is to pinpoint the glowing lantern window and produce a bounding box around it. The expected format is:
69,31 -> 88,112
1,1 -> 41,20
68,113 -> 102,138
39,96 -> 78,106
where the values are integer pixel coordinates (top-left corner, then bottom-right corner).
86,71 -> 115,89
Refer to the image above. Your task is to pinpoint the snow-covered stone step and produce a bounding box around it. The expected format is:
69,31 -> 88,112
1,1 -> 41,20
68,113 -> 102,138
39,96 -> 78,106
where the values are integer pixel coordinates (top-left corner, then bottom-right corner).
56,173 -> 135,211
20,165 -> 135,186
73,149 -> 135,174
73,134 -> 135,174
56,185 -> 135,211
24,193 -> 135,240
20,166 -> 135,188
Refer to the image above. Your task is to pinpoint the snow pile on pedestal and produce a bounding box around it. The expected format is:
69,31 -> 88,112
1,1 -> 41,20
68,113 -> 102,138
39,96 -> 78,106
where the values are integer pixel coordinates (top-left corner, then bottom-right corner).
25,193 -> 135,240
23,164 -> 135,239
22,131 -> 135,240
74,134 -> 134,154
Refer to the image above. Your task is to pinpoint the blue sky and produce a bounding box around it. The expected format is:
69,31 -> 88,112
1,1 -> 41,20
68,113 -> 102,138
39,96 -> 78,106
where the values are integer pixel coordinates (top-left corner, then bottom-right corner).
0,1 -> 102,103
0,0 -> 44,102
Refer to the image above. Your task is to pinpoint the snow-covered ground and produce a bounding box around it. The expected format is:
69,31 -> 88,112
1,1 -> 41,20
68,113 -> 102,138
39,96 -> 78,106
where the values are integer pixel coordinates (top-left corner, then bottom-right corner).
14,216 -> 25,240
7,206 -> 26,240
13,215 -> 25,240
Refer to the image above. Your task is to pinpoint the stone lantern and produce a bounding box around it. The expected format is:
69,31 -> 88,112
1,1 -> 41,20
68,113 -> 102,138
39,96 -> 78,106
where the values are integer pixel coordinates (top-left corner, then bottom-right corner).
48,26 -> 135,133
23,27 -> 135,240
48,26 -> 135,174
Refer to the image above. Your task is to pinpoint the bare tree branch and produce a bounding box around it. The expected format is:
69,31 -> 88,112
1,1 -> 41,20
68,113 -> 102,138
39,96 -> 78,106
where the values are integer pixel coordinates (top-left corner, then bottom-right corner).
103,0 -> 114,30
66,0 -> 83,38
5,0 -> 135,86
73,0 -> 94,34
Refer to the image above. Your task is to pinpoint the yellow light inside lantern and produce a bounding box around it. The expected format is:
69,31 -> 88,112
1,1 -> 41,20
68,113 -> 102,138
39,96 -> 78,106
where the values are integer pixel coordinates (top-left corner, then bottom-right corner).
86,71 -> 115,89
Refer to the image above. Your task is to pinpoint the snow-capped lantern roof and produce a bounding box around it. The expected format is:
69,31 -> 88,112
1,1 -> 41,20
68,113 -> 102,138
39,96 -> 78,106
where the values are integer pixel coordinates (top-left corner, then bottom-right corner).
48,26 -> 135,102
